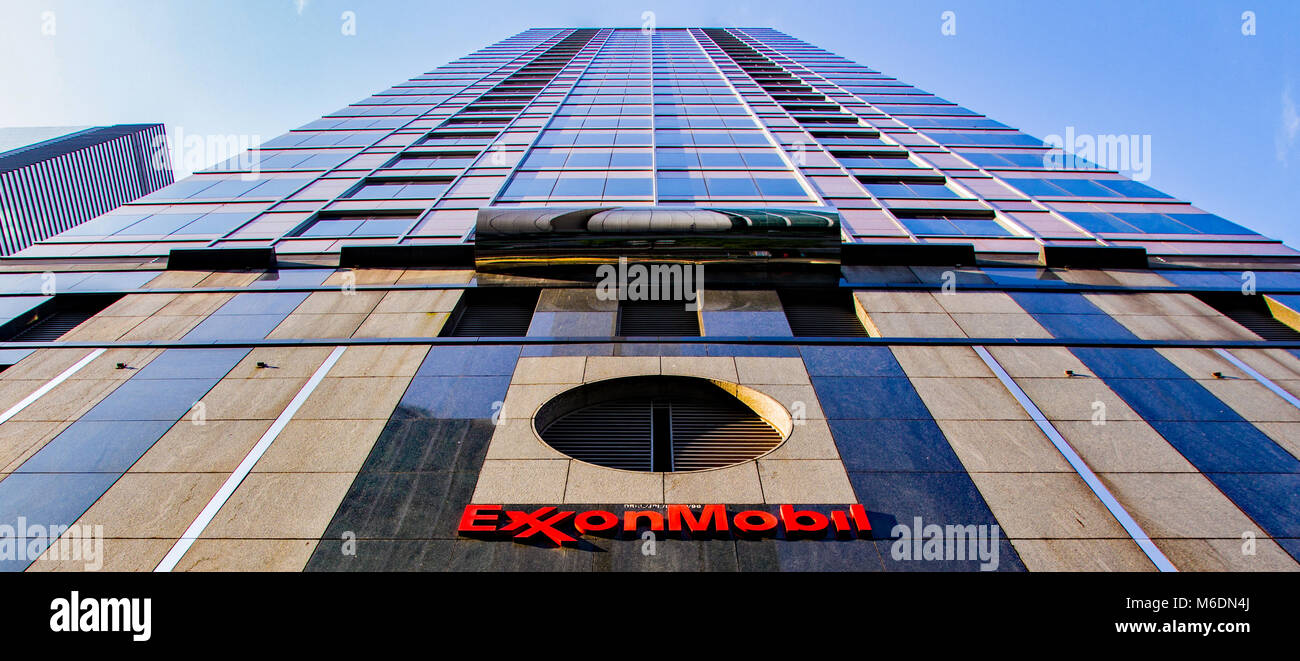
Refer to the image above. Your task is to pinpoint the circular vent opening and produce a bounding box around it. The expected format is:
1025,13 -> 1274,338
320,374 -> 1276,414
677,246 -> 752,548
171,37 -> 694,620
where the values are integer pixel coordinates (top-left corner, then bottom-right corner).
534,376 -> 792,472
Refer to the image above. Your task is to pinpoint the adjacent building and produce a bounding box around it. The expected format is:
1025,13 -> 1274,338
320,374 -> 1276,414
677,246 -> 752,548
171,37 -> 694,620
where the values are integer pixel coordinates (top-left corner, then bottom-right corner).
0,124 -> 173,256
0,28 -> 1297,572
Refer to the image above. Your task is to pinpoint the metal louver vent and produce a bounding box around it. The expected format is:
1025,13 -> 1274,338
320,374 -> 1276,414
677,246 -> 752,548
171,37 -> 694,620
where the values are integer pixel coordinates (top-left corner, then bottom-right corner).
11,310 -> 97,341
440,288 -> 538,337
540,401 -> 652,471
617,301 -> 701,336
536,377 -> 787,472
668,400 -> 784,471
2,294 -> 122,342
1195,293 -> 1300,341
778,289 -> 868,337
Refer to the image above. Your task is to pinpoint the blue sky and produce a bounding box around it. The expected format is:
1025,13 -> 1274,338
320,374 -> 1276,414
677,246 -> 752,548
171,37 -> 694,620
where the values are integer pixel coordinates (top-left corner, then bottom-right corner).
2,0 -> 1297,246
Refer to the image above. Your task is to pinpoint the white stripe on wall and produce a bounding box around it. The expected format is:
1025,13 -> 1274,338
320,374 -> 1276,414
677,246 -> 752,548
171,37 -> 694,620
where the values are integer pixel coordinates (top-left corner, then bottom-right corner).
974,345 -> 1178,572
154,345 -> 347,572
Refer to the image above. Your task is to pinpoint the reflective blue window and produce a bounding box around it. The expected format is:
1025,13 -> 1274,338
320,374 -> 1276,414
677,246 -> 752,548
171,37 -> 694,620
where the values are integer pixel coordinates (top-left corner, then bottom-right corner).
705,175 -> 758,197
1168,213 -> 1252,234
609,150 -> 652,167
698,151 -> 744,168
1096,179 -> 1172,198
742,151 -> 785,168
172,212 -> 258,236
603,177 -> 653,196
1113,213 -> 1194,234
563,149 -> 612,168
522,148 -> 569,168
864,182 -> 960,198
753,177 -> 805,197
656,171 -> 708,197
1061,211 -> 1134,233
1049,179 -> 1121,197
551,177 -> 606,197
501,172 -> 557,198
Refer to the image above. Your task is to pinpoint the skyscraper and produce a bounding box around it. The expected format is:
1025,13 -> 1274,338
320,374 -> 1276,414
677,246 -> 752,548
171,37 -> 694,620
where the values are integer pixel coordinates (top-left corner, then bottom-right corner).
0,124 -> 173,256
1,28 -> 1297,572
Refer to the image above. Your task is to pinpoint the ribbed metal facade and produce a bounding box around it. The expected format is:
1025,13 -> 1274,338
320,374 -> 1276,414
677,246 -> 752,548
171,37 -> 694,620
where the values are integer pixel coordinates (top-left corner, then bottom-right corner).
0,124 -> 173,255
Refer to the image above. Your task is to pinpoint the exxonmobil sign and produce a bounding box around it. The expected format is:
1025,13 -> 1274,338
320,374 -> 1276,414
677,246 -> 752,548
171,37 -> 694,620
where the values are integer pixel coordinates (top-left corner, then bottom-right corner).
458,504 -> 872,546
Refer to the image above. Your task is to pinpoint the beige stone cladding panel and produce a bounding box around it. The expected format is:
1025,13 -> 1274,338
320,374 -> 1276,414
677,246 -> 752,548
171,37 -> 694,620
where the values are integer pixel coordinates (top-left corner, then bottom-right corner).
34,348 -> 342,571
1050,269 -> 1173,288
1154,348 -> 1300,458
898,345 -> 1151,570
351,288 -> 460,338
1084,293 -> 1262,341
985,345 -> 1298,571
852,291 -> 964,338
933,291 -> 1052,339
0,349 -> 165,471
154,347 -> 409,570
143,270 -> 209,289
1098,472 -> 1298,571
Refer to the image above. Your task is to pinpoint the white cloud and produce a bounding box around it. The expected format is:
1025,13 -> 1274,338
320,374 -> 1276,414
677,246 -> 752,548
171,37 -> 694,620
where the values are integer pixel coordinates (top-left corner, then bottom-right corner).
294,0 -> 309,16
1278,83 -> 1300,165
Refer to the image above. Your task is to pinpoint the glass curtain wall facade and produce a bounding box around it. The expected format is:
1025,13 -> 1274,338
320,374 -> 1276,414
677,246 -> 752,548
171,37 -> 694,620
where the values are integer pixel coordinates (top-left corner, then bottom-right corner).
0,28 -> 1297,572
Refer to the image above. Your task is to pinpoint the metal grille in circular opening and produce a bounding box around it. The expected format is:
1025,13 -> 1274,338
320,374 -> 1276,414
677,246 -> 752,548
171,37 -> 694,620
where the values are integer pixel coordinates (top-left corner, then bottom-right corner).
534,376 -> 789,472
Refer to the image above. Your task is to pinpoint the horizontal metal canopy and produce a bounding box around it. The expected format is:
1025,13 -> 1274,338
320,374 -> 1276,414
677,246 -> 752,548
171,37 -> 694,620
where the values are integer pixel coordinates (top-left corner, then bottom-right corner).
474,206 -> 842,281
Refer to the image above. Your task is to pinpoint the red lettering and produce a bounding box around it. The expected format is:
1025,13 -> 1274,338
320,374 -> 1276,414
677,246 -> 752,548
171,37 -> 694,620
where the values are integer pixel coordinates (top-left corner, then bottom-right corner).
831,510 -> 851,536
667,504 -> 728,532
458,504 -> 502,533
623,510 -> 665,532
733,510 -> 779,533
574,510 -> 619,533
780,505 -> 829,534
458,504 -> 872,543
850,504 -> 872,537
502,507 -> 576,545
